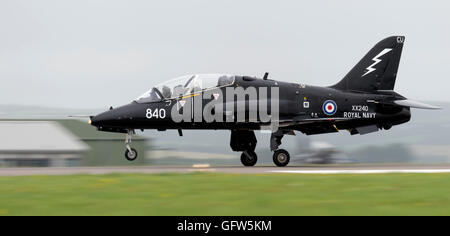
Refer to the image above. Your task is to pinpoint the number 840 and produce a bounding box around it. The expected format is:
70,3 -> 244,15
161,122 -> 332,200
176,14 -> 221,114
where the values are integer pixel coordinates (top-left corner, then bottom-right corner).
146,108 -> 166,119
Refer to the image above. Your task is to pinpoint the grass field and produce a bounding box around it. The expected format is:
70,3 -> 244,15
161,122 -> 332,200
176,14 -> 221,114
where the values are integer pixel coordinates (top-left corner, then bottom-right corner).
1,172 -> 450,215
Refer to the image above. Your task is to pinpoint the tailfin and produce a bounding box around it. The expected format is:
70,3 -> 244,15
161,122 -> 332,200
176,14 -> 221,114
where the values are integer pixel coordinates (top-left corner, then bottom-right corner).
331,36 -> 405,92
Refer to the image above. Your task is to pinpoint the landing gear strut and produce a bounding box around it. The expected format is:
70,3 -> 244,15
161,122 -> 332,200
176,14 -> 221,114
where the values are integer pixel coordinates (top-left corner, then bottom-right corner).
125,130 -> 138,161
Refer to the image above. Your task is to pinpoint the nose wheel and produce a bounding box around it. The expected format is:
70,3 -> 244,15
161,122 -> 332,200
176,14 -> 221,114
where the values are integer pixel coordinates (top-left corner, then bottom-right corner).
273,149 -> 290,167
124,130 -> 138,161
125,148 -> 138,161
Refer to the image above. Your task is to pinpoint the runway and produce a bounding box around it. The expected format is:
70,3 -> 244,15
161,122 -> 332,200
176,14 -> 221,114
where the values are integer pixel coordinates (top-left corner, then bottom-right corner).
2,164 -> 450,176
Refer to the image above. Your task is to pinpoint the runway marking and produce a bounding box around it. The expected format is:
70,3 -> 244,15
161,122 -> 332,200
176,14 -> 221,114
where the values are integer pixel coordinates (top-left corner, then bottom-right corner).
192,164 -> 211,168
268,169 -> 450,174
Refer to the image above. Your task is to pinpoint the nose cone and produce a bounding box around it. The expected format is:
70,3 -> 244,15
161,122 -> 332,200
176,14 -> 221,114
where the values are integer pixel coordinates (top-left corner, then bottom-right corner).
90,103 -> 137,133
90,110 -> 115,127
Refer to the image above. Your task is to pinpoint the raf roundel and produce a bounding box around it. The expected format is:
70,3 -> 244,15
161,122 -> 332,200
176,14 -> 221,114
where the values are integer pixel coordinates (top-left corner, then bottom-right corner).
323,100 -> 337,116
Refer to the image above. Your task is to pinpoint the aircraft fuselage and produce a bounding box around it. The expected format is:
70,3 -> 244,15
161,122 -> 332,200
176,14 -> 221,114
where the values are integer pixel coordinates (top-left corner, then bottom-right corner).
91,76 -> 411,135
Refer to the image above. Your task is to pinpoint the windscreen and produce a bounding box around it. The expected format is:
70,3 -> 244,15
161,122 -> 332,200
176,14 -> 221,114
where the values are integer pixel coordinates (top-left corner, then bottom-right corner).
135,74 -> 235,103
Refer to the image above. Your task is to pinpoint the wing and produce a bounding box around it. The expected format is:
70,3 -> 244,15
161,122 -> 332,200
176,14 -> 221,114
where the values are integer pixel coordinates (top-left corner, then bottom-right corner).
277,117 -> 354,127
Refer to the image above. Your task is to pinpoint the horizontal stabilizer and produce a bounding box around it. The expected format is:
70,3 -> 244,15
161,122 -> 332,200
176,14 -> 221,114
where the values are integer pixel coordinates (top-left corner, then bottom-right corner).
394,100 -> 441,109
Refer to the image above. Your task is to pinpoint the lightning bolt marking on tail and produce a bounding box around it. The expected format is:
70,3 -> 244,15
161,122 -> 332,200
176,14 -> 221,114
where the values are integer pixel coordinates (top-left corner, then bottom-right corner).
362,48 -> 392,77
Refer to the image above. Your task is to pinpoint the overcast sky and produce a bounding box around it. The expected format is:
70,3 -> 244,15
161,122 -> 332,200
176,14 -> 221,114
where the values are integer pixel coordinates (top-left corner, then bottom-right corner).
1,0 -> 449,109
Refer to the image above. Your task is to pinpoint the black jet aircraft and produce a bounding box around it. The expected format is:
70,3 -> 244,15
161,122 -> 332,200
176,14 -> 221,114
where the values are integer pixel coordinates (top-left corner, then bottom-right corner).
89,36 -> 439,167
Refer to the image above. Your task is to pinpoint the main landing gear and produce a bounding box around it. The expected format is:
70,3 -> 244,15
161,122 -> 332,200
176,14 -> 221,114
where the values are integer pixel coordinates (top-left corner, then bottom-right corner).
230,130 -> 292,167
270,130 -> 291,167
241,151 -> 258,166
230,130 -> 258,167
125,130 -> 138,161
272,149 -> 290,167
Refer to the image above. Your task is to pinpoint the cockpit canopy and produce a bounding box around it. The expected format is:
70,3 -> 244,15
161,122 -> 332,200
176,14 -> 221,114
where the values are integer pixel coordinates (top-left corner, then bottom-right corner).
135,74 -> 235,103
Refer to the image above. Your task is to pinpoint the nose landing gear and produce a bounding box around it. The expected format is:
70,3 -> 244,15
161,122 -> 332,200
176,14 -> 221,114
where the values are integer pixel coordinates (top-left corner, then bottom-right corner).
125,130 -> 138,161
125,148 -> 138,161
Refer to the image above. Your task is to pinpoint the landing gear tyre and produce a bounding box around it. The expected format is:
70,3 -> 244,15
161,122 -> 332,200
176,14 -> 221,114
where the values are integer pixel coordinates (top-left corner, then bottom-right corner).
240,151 -> 258,167
125,148 -> 138,161
273,149 -> 290,167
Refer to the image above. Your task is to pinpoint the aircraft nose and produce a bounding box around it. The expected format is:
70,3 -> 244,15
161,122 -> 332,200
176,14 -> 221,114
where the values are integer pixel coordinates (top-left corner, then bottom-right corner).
89,103 -> 138,132
89,112 -> 113,127
90,105 -> 126,127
